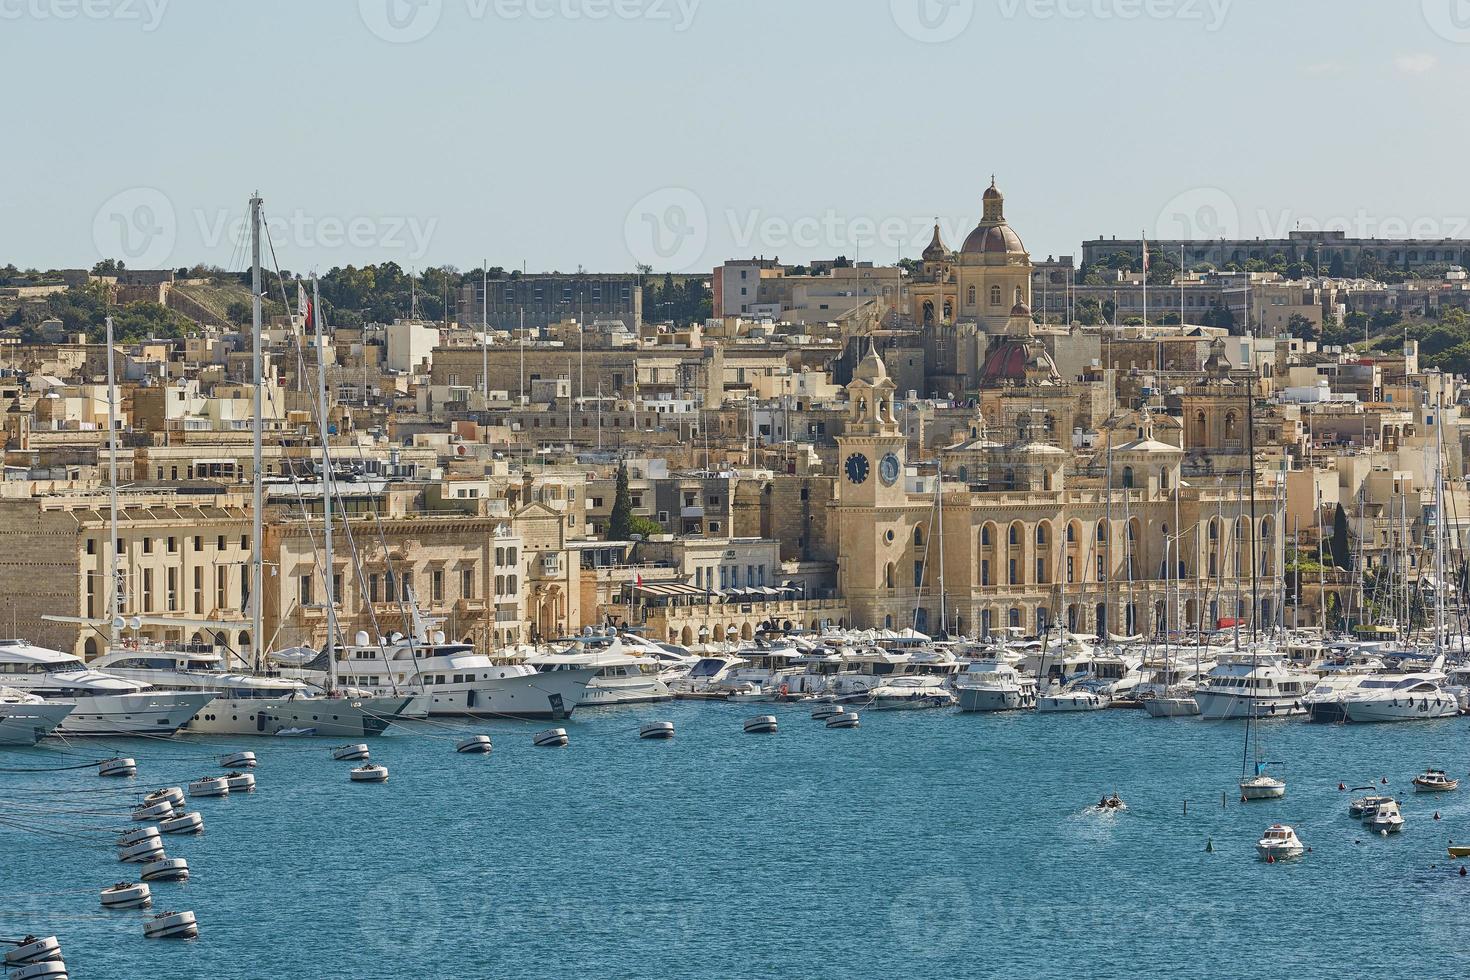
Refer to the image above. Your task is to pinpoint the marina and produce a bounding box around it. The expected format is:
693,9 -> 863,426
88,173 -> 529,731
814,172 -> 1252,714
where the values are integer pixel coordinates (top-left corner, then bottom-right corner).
4,701 -> 1470,977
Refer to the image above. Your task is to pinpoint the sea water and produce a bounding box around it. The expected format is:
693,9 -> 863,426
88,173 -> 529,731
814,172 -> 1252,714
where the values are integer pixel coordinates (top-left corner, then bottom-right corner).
4,703 -> 1470,979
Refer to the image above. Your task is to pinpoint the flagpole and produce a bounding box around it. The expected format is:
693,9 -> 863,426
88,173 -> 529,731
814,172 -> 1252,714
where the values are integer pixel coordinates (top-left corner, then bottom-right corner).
1141,230 -> 1148,330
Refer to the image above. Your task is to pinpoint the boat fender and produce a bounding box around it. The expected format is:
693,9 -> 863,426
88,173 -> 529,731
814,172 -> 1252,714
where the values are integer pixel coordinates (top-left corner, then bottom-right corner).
1338,782 -> 1345,791
1266,853 -> 1275,864
1435,812 -> 1442,820
1461,866 -> 1467,877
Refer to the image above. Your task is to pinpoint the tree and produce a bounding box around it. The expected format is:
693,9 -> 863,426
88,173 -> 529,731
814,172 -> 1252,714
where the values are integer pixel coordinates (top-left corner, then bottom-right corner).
1330,503 -> 1352,570
608,462 -> 634,541
1286,313 -> 1318,342
226,301 -> 252,326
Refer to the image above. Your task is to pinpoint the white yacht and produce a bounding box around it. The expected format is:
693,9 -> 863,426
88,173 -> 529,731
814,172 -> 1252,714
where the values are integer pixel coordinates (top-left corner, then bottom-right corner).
286,631 -> 597,721
93,642 -> 412,737
1036,687 -> 1108,712
528,635 -> 670,707
866,675 -> 957,710
0,639 -> 213,737
1192,652 -> 1313,720
955,660 -> 1035,712
1340,672 -> 1461,723
667,652 -> 748,695
0,688 -> 73,745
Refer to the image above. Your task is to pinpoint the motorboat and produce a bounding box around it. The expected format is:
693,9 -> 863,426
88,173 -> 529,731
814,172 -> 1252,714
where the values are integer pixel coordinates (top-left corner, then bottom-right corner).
527,635 -> 670,706
1093,794 -> 1127,813
1036,688 -> 1108,712
350,763 -> 389,782
1348,792 -> 1395,819
667,652 -> 748,696
1192,651 -> 1313,720
92,642 -> 412,738
1140,692 -> 1201,717
281,631 -> 595,721
0,639 -> 214,737
1256,824 -> 1306,860
1340,673 -> 1461,723
0,688 -> 73,745
1365,799 -> 1405,835
865,675 -> 957,710
1413,769 -> 1459,793
954,659 -> 1035,712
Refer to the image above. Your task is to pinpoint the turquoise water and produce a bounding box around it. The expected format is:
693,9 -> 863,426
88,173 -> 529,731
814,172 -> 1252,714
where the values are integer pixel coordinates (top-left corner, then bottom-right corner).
4,704 -> 1470,979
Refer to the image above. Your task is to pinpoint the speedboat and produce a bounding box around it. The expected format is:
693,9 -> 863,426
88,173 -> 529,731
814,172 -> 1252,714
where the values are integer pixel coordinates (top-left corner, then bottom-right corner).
1348,792 -> 1395,819
1036,688 -> 1108,712
1256,824 -> 1306,860
0,638 -> 214,737
92,642 -> 411,737
954,659 -> 1035,712
865,675 -> 956,710
1365,799 -> 1405,835
0,688 -> 73,745
1413,769 -> 1459,793
1340,673 -> 1460,723
1192,651 -> 1313,720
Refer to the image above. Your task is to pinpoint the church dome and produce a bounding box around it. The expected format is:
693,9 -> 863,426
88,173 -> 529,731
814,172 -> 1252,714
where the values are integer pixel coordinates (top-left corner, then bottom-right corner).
853,347 -> 888,383
960,177 -> 1026,257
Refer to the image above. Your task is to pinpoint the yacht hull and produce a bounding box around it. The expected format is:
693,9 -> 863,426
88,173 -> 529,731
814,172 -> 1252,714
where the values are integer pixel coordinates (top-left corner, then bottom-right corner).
1192,690 -> 1305,721
956,688 -> 1026,712
419,669 -> 597,720
1142,696 -> 1200,718
1342,697 -> 1459,723
0,702 -> 73,745
181,696 -> 413,737
55,693 -> 215,737
578,677 -> 671,707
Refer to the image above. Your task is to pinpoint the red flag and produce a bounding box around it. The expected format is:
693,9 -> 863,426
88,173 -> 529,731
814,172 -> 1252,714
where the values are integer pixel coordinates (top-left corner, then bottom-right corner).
297,281 -> 314,329
635,573 -> 643,587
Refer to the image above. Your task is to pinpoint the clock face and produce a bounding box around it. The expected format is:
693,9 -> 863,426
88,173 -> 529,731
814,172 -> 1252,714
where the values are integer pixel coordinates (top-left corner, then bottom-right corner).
879,452 -> 901,486
844,452 -> 870,485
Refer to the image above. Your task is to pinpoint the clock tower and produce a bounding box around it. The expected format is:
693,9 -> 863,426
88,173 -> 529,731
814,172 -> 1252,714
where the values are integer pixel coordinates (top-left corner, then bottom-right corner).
835,346 -> 911,627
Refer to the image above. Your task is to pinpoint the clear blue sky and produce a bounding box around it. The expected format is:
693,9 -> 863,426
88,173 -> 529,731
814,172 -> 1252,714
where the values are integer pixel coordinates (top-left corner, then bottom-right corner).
2,0 -> 1465,275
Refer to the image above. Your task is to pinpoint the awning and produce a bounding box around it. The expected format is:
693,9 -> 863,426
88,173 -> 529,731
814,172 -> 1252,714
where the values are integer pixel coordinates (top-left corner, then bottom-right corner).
632,582 -> 706,598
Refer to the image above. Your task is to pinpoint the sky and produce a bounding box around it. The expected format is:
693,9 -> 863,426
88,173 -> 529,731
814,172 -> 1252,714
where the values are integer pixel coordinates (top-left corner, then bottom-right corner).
2,0 -> 1468,276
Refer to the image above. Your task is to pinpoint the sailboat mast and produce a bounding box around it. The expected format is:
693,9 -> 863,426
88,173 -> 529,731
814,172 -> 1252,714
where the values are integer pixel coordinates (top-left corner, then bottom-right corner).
249,193 -> 264,673
105,315 -> 120,645
1245,359 -> 1259,643
314,275 -> 339,694
936,461 -> 947,636
1435,392 -> 1446,652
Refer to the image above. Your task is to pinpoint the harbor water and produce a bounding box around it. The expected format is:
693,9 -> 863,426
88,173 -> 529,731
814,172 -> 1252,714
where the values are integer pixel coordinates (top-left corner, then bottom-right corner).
5,703 -> 1470,978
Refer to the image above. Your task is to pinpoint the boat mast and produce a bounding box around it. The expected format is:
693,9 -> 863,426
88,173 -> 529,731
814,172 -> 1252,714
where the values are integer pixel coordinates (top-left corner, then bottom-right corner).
105,314 -> 121,647
249,193 -> 264,673
1245,357 -> 1259,643
1435,389 -> 1446,654
314,275 -> 340,694
935,460 -> 947,637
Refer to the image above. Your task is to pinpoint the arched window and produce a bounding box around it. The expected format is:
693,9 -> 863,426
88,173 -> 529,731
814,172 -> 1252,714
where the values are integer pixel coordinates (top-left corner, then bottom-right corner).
1122,466 -> 1134,488
914,526 -> 924,547
1035,525 -> 1047,546
1066,523 -> 1076,543
990,284 -> 1002,306
1097,521 -> 1107,542
981,526 -> 992,546
1193,410 -> 1207,444
1224,411 -> 1238,440
1008,524 -> 1020,546
884,563 -> 895,589
942,300 -> 952,319
1209,520 -> 1219,540
966,285 -> 976,305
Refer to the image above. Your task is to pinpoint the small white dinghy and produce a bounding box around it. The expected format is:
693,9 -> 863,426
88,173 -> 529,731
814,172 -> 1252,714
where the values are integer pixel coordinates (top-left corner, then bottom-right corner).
8,960 -> 69,979
218,751 -> 256,769
350,763 -> 389,783
143,910 -> 197,940
810,703 -> 845,721
139,857 -> 189,883
98,757 -> 137,778
638,721 -> 675,740
1256,823 -> 1306,861
4,936 -> 62,966
100,882 -> 152,910
131,800 -> 176,822
188,777 -> 229,799
332,743 -> 370,762
223,772 -> 255,793
743,715 -> 778,734
456,735 -> 493,754
825,711 -> 860,729
145,787 -> 185,810
533,728 -> 569,748
159,811 -> 204,835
